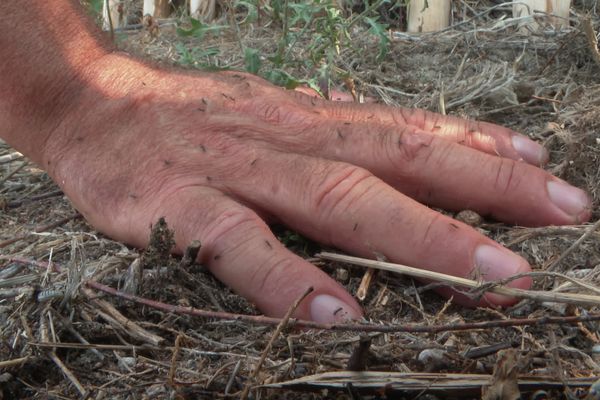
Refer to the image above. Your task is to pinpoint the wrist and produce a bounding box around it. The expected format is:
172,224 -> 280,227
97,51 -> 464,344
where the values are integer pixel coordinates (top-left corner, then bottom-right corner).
0,1 -> 117,164
39,53 -> 162,170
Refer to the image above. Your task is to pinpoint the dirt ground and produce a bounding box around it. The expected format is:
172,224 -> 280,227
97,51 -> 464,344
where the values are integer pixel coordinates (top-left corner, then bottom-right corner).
2,1 -> 600,399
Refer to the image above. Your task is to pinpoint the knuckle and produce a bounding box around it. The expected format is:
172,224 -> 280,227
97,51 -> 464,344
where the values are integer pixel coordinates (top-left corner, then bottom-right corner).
249,254 -> 297,296
255,101 -> 285,123
252,95 -> 317,125
397,107 -> 424,127
202,207 -> 263,249
312,164 -> 377,220
389,129 -> 438,173
492,159 -> 518,195
421,213 -> 443,247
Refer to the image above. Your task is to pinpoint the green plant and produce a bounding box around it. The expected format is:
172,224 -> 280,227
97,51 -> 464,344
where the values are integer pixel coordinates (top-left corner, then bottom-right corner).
90,0 -> 104,14
265,0 -> 391,92
175,43 -> 223,70
173,0 -> 392,93
176,18 -> 227,39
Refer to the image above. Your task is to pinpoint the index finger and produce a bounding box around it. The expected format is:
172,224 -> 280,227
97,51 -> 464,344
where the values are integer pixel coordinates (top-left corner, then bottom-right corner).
297,97 -> 549,166
225,150 -> 533,307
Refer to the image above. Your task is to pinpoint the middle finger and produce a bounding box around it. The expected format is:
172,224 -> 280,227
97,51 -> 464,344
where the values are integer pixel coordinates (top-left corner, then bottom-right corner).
221,148 -> 533,307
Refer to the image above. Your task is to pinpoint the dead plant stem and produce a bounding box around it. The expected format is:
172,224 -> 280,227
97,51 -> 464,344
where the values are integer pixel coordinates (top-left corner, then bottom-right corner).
86,280 -> 600,334
240,286 -> 313,400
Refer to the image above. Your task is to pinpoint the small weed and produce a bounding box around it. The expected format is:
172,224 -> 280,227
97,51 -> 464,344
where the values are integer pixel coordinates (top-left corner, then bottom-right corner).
172,0 -> 393,93
277,228 -> 319,256
88,0 -> 104,15
265,0 -> 391,93
176,18 -> 227,39
175,43 -> 224,70
244,47 -> 261,74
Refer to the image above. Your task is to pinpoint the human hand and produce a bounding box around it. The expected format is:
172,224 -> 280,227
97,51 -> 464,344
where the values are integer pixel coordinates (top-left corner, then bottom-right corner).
43,55 -> 591,322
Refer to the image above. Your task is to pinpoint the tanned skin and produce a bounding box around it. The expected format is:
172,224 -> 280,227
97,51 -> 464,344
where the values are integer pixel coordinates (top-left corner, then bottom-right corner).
0,1 -> 591,322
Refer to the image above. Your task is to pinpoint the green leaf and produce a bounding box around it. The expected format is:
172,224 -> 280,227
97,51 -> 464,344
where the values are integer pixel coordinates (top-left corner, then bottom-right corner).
364,16 -> 390,61
264,69 -> 300,89
89,0 -> 103,14
234,0 -> 259,23
244,47 -> 261,74
176,18 -> 226,39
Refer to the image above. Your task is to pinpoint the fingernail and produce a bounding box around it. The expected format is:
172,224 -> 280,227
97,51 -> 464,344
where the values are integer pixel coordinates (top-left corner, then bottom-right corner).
512,135 -> 549,165
310,294 -> 361,323
547,180 -> 591,219
474,245 -> 531,305
474,245 -> 529,281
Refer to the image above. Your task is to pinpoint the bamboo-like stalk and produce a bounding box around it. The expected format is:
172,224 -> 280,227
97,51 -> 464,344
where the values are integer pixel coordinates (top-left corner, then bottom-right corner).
143,0 -> 171,18
102,0 -> 127,31
407,0 -> 451,33
190,0 -> 217,20
513,0 -> 571,30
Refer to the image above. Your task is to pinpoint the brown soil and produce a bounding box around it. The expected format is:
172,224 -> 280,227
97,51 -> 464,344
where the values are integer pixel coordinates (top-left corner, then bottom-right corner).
2,1 -> 600,399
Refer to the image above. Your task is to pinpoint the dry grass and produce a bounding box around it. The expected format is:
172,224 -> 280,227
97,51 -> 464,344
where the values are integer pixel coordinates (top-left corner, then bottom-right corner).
2,1 -> 600,398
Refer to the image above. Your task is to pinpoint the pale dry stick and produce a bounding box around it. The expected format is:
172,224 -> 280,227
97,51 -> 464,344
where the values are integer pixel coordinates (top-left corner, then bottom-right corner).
206,360 -> 240,390
225,359 -> 243,396
54,312 -> 105,361
86,281 -> 600,333
47,354 -> 88,397
546,218 -> 600,272
356,251 -> 382,301
41,247 -> 54,288
317,252 -> 600,306
82,287 -> 164,346
31,342 -> 266,362
505,225 -> 598,247
582,15 -> 600,67
0,274 -> 40,288
263,370 -> 597,394
559,343 -> 600,373
7,188 -> 65,209
0,287 -> 33,299
240,286 -> 314,400
502,270 -> 600,296
47,309 -> 58,344
168,334 -> 184,386
40,311 -> 88,397
0,213 -> 81,249
366,83 -> 418,98
0,160 -> 26,186
0,356 -> 29,369
0,151 -> 23,164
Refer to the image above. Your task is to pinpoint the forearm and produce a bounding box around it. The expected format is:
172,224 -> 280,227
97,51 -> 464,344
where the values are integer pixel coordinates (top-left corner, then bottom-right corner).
0,1 -> 113,164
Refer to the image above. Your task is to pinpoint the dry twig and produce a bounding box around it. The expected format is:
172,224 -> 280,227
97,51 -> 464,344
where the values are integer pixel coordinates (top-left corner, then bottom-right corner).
0,151 -> 23,164
263,371 -> 597,396
0,356 -> 29,369
546,219 -> 600,272
0,213 -> 81,249
87,280 -> 600,333
582,15 -> 600,67
317,252 -> 600,306
82,287 -> 164,346
40,311 -> 88,397
240,286 -> 314,400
